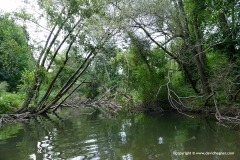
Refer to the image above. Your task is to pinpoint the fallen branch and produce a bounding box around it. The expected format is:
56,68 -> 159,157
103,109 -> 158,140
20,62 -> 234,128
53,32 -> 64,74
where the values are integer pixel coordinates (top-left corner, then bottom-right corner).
0,112 -> 31,124
234,89 -> 240,101
213,97 -> 240,129
165,71 -> 194,118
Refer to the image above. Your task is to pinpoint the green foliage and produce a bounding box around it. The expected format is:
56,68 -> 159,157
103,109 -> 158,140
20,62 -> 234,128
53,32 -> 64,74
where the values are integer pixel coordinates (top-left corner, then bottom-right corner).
0,91 -> 24,113
0,0 -> 238,115
37,86 -> 58,104
0,123 -> 23,140
122,37 -> 169,105
207,51 -> 237,103
171,71 -> 195,97
0,81 -> 9,92
18,69 -> 35,93
0,13 -> 32,91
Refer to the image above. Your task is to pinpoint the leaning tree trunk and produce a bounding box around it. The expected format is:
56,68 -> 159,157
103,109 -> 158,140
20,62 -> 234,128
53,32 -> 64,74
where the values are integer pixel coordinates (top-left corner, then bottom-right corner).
134,20 -> 200,94
178,0 -> 211,94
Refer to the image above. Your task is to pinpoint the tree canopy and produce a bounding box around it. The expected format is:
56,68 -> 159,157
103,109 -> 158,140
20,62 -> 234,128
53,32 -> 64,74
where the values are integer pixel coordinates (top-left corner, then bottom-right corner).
0,13 -> 32,91
0,0 -> 239,125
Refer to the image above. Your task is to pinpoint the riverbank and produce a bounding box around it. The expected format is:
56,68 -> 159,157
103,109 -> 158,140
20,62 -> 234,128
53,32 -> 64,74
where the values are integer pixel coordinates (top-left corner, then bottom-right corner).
133,99 -> 240,130
1,97 -> 240,129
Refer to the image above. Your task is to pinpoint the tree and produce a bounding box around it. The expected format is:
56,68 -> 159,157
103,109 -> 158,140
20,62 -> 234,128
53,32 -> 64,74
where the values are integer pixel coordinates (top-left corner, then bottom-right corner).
0,13 -> 32,91
110,0 -> 213,94
14,0 -> 116,115
1,0 -> 239,124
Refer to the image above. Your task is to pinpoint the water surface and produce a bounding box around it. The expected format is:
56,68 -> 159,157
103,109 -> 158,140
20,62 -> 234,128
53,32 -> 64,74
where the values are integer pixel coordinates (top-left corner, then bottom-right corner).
0,110 -> 239,160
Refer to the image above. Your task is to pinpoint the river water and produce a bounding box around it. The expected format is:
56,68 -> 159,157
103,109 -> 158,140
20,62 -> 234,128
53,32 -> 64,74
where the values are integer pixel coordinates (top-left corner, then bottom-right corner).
0,110 -> 239,160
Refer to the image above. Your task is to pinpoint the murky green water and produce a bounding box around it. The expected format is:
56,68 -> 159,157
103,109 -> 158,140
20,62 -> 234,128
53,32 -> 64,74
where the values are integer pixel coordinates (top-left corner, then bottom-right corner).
0,110 -> 239,160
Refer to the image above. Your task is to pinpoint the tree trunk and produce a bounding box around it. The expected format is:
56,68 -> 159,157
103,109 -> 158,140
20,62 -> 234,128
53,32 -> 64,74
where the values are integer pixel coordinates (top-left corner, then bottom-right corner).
178,0 -> 211,94
15,73 -> 39,113
193,16 -> 211,94
182,65 -> 200,94
134,20 -> 199,94
36,53 -> 94,115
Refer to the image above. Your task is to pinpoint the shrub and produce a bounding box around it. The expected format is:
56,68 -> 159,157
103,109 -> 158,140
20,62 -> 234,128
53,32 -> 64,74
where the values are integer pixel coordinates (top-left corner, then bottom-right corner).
0,91 -> 24,113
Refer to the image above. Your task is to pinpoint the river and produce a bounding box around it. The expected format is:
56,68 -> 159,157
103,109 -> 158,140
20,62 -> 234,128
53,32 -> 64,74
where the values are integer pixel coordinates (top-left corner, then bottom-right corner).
0,109 -> 239,160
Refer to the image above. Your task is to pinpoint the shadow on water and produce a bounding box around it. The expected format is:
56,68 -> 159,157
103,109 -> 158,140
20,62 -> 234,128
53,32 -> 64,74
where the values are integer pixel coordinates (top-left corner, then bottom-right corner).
0,110 -> 239,160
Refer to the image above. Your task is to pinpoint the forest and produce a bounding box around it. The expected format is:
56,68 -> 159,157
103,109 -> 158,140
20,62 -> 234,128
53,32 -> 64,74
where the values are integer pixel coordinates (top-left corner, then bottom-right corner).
0,0 -> 239,127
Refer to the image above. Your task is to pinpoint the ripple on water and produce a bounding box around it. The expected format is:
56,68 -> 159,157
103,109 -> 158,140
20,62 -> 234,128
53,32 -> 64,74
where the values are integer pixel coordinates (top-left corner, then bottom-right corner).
84,138 -> 97,144
40,134 -> 104,159
0,113 -> 239,160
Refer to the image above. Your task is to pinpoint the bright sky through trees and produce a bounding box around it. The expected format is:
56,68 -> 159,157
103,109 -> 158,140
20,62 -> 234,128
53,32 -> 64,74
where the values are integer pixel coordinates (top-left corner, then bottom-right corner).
0,0 -> 51,59
0,0 -> 24,12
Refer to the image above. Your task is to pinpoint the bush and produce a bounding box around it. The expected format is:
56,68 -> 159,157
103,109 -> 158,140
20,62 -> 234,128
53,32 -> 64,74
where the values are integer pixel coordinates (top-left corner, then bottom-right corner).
0,91 -> 24,113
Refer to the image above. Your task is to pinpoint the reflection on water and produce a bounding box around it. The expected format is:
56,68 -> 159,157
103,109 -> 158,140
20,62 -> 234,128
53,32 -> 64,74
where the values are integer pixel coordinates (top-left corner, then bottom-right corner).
0,111 -> 240,160
122,153 -> 133,160
158,137 -> 164,144
119,132 -> 127,144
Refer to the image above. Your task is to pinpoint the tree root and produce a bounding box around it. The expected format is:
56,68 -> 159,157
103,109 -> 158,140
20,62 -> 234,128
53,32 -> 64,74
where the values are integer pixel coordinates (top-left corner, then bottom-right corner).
213,98 -> 240,129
